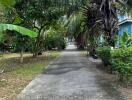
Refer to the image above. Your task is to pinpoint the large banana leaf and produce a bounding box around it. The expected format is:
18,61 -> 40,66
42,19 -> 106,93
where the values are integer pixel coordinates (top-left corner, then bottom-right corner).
120,32 -> 132,47
0,0 -> 15,7
120,32 -> 128,44
0,24 -> 37,38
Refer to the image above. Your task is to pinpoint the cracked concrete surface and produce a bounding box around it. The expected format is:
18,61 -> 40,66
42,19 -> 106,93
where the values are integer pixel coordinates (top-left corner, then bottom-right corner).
17,45 -> 126,100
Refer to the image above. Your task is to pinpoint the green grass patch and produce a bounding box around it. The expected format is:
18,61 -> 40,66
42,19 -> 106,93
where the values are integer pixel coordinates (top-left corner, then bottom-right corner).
9,64 -> 46,76
0,51 -> 61,100
0,51 -> 60,73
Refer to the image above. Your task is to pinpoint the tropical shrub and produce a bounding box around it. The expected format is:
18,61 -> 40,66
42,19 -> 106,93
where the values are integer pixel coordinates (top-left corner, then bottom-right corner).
12,35 -> 31,52
96,46 -> 111,66
120,32 -> 132,47
45,28 -> 66,50
111,46 -> 132,82
0,24 -> 37,62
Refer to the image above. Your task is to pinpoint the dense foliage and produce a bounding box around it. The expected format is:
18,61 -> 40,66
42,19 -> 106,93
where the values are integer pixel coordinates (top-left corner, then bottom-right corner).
96,46 -> 111,66
0,0 -> 132,79
120,32 -> 132,47
97,46 -> 132,82
0,0 -> 72,58
80,0 -> 132,56
111,47 -> 132,82
45,28 -> 66,50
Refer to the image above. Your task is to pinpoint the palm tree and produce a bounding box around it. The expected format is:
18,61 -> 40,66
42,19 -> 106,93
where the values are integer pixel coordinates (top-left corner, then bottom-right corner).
67,13 -> 85,49
82,0 -> 132,56
84,0 -> 118,44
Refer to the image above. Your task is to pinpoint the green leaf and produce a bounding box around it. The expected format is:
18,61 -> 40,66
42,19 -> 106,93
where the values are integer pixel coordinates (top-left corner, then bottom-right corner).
13,16 -> 22,24
127,38 -> 132,47
0,0 -> 15,7
120,32 -> 128,45
0,24 -> 37,38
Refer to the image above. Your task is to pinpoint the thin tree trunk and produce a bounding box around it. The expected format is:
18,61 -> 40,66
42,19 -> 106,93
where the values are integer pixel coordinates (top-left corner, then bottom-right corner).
20,48 -> 24,63
86,45 -> 89,56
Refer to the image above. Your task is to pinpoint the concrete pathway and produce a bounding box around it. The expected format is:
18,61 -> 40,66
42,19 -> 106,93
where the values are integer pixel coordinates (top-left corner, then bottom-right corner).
17,45 -> 126,100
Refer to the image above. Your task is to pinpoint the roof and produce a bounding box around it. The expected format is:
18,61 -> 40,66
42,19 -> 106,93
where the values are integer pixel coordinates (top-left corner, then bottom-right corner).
118,19 -> 132,25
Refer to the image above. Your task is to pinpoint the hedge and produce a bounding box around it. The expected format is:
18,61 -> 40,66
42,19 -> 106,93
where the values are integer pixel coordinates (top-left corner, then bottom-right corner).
96,46 -> 111,66
97,46 -> 132,82
111,47 -> 132,81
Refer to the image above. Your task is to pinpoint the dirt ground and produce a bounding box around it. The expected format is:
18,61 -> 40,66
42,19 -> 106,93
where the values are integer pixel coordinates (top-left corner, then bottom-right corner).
0,51 -> 60,100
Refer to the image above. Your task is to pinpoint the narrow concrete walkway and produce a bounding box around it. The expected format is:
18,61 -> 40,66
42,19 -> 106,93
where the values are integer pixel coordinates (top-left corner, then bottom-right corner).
17,45 -> 126,100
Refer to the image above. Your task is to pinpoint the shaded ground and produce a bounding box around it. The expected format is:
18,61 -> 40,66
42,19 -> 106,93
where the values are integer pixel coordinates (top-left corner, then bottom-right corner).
0,51 -> 60,100
17,45 -> 126,100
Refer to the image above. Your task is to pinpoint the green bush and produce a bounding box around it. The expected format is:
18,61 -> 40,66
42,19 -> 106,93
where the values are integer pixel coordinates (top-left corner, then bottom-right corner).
97,46 -> 132,83
96,46 -> 111,66
111,46 -> 132,81
45,28 -> 66,50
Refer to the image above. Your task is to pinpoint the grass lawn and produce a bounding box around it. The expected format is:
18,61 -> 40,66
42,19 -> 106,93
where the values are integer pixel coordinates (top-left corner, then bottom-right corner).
0,51 -> 60,100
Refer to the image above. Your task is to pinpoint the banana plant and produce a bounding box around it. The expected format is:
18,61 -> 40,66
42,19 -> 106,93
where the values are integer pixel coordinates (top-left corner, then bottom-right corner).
0,0 -> 15,7
0,24 -> 37,38
120,32 -> 132,47
0,24 -> 37,63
